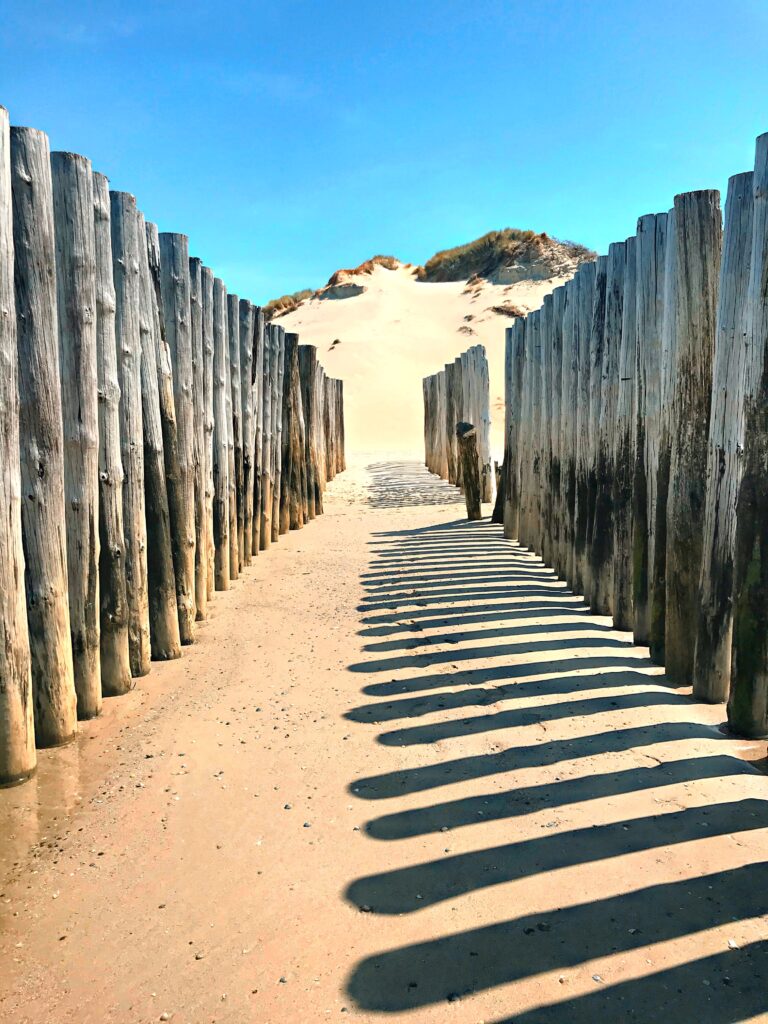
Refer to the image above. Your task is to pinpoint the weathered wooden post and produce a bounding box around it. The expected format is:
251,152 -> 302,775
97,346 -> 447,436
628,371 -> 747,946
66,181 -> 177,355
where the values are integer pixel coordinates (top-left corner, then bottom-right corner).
251,307 -> 264,553
212,277 -> 230,589
271,326 -> 285,542
13,126 -> 78,745
189,256 -> 207,617
457,422 -> 482,521
260,322 -> 274,550
201,266 -> 215,597
573,260 -> 597,593
159,232 -> 196,640
226,294 -> 239,576
138,217 -> 180,661
239,299 -> 254,564
299,345 -> 321,518
92,172 -> 132,697
227,293 -> 243,570
281,333 -> 305,531
612,235 -> 637,630
729,134 -> 768,738
111,192 -> 151,678
632,212 -> 668,646
589,243 -> 625,614
504,319 -> 526,540
0,108 -> 35,783
51,150 -> 101,719
539,297 -> 554,563
550,287 -> 566,577
558,278 -> 578,579
665,190 -> 722,683
649,207 -> 677,666
694,174 -> 753,703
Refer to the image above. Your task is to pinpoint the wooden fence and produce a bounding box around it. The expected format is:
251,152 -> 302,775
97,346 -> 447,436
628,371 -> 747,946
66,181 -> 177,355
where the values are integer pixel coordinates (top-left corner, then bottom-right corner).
423,343 -> 492,501
499,131 -> 768,741
0,107 -> 345,785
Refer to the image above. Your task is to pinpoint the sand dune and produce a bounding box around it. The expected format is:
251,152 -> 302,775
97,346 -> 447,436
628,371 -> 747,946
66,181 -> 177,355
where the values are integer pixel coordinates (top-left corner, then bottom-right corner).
278,263 -> 572,459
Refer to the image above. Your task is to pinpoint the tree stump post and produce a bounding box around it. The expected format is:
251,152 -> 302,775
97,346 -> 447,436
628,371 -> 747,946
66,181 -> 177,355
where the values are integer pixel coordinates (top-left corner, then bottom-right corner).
212,277 -> 230,589
0,107 -> 35,783
138,216 -> 180,661
239,299 -> 254,565
226,293 -> 239,576
457,422 -> 482,521
92,171 -> 132,698
51,150 -> 101,719
201,266 -> 215,597
189,256 -> 207,616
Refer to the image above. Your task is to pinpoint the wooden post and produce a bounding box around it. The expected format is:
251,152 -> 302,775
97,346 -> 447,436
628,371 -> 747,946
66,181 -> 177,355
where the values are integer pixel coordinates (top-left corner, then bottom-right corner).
582,256 -> 608,600
0,107 -> 35,783
13,127 -> 78,745
251,307 -> 264,553
271,326 -> 285,541
632,212 -> 668,646
573,260 -> 597,593
539,298 -> 554,564
504,319 -> 526,540
159,232 -> 196,640
227,293 -> 243,571
212,277 -> 230,589
729,134 -> 768,738
189,256 -> 207,617
612,235 -> 637,630
110,193 -> 151,679
457,422 -> 482,520
550,287 -> 565,578
226,293 -> 239,576
589,242 -> 625,615
299,345 -> 320,518
239,299 -> 254,565
694,174 -> 753,703
281,333 -> 305,531
138,217 -> 180,661
92,171 -> 132,697
664,190 -> 722,684
444,362 -> 457,484
260,322 -> 274,550
649,207 -> 677,666
201,266 -> 215,597
558,277 -> 578,579
51,150 -> 101,719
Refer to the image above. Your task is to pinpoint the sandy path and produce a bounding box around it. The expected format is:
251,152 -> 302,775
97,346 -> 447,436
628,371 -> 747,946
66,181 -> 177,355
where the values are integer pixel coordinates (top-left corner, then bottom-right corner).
0,455 -> 767,1024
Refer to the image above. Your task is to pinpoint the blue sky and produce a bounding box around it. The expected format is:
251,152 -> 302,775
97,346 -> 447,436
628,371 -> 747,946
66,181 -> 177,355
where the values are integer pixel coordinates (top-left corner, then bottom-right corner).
2,1 -> 767,303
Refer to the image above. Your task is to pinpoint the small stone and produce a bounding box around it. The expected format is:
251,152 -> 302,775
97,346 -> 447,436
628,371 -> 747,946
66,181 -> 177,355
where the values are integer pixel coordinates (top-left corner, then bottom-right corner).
159,1014 -> 172,1022
359,904 -> 372,913
303,822 -> 311,828
195,951 -> 205,960
440,826 -> 449,833
279,976 -> 287,984
592,974 -> 604,984
727,938 -> 739,950
284,804 -> 292,810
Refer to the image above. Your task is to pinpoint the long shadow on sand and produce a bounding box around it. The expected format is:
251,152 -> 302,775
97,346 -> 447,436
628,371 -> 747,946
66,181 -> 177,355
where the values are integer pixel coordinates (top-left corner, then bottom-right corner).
343,462 -> 768,1021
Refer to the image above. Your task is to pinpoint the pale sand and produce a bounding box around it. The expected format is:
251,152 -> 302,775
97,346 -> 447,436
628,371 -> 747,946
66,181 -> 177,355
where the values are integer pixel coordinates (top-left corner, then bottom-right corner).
0,456 -> 766,1023
279,265 -> 571,459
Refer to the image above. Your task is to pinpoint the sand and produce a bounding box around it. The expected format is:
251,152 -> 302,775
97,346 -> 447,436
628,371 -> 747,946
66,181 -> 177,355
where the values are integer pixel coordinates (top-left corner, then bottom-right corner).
0,454 -> 766,1023
279,264 -> 570,458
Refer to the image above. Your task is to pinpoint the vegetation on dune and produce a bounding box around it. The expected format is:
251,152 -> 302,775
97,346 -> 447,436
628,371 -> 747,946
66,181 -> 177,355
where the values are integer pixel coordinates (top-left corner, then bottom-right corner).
325,254 -> 400,286
416,228 -> 596,283
263,288 -> 314,321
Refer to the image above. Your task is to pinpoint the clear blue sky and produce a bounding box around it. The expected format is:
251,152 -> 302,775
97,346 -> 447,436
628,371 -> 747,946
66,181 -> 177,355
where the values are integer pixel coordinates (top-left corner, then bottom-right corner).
2,0 -> 767,303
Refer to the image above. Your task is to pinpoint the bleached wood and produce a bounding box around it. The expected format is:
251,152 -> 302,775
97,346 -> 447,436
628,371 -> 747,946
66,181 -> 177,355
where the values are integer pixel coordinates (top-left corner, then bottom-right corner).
51,150 -> 101,719
693,174 -> 753,703
212,277 -> 230,589
251,307 -> 264,551
729,134 -> 768,737
138,217 -> 180,661
649,207 -> 677,665
0,107 -> 35,783
110,191 -> 150,675
239,299 -> 254,564
632,212 -> 668,645
226,293 -> 239,575
259,322 -> 274,550
92,171 -> 132,697
664,190 -> 722,683
271,326 -> 285,541
189,256 -> 207,615
201,266 -> 215,596
13,127 -> 78,745
159,232 -> 196,640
